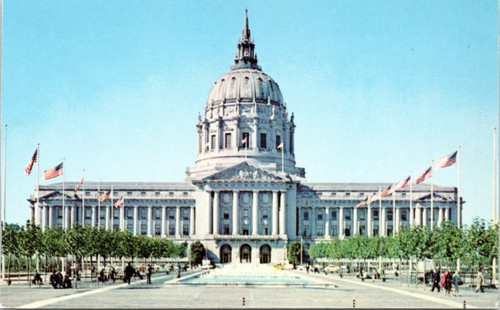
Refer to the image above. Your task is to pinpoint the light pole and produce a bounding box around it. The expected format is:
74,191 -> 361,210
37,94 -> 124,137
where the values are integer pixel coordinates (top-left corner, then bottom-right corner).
300,236 -> 303,266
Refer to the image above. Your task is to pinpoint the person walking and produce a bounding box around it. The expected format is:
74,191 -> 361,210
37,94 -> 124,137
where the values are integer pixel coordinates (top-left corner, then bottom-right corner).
124,263 -> 135,285
431,268 -> 441,292
49,270 -> 58,289
146,265 -> 153,284
475,268 -> 485,293
444,269 -> 453,295
452,270 -> 461,296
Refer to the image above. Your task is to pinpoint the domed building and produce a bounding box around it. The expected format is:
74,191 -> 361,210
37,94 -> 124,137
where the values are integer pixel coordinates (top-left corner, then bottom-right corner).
29,11 -> 462,264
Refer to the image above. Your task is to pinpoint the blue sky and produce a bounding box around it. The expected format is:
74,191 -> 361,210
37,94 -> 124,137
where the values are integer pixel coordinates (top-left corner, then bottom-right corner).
2,0 -> 498,226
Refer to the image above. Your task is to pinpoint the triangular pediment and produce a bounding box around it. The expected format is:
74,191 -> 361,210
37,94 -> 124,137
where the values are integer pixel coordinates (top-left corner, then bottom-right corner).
202,162 -> 285,182
40,191 -> 77,200
416,192 -> 450,202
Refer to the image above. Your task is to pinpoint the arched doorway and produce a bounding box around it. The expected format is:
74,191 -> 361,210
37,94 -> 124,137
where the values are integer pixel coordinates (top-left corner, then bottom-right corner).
220,244 -> 232,264
240,244 -> 251,263
259,244 -> 271,264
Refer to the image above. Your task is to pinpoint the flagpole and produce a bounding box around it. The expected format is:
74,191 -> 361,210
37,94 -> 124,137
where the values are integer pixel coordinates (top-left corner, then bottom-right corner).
379,188 -> 382,236
493,127 -> 497,223
110,187 -> 114,230
409,171 -> 413,226
3,124 -> 6,226
81,169 -> 85,227
430,160 -> 434,230
62,157 -> 65,229
457,145 -> 461,227
393,181 -> 396,236
1,124 -> 5,282
281,143 -> 284,173
98,177 -> 101,228
37,143 -> 40,230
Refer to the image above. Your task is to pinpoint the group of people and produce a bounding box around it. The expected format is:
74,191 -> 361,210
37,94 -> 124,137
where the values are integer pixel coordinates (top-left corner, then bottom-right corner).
431,268 -> 486,296
49,270 -> 72,289
123,263 -> 154,285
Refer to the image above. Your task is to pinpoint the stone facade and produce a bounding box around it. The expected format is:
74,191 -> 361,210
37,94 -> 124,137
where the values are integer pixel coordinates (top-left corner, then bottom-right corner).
28,10 -> 462,264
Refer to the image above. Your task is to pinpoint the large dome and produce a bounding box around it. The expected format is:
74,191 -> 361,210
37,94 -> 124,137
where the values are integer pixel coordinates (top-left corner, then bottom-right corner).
206,68 -> 284,107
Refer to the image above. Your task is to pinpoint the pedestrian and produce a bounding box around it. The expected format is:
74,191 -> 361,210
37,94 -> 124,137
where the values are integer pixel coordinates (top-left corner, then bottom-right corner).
452,270 -> 461,296
430,268 -> 441,292
49,270 -> 58,289
475,268 -> 484,293
63,273 -> 72,289
146,264 -> 153,284
109,267 -> 116,283
124,262 -> 135,285
56,271 -> 63,289
32,270 -> 43,286
444,269 -> 453,295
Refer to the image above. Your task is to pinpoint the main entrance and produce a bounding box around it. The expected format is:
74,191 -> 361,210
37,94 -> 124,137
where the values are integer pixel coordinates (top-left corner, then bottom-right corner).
259,244 -> 271,264
220,244 -> 232,263
240,244 -> 251,263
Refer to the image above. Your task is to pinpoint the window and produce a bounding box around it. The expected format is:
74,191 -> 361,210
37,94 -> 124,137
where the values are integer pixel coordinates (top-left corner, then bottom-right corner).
100,209 -> 105,219
401,210 -> 407,221
85,191 -> 91,197
141,224 -> 147,235
113,224 -> 119,231
211,135 -> 216,149
155,192 -> 160,197
331,193 -> 336,196
85,208 -> 92,219
303,225 -> 310,237
169,209 -> 175,219
373,209 -> 379,220
387,225 -> 393,236
155,224 -> 161,236
140,208 -> 147,220
183,224 -> 190,236
154,208 -> 161,219
402,193 -> 406,197
331,209 -> 337,220
317,212 -> 323,220
345,225 -> 351,237
243,229 -> 249,235
223,210 -> 229,220
169,192 -> 174,197
225,133 -> 231,149
275,135 -> 281,149
359,225 -> 366,235
359,209 -> 365,220
127,191 -> 133,196
359,193 -> 364,196
183,209 -> 189,220
303,211 -> 309,221
141,191 -> 146,197
113,209 -> 119,219
332,225 -> 337,237
373,227 -> 379,236
223,225 -> 230,235
126,208 -> 133,219
345,192 -> 350,196
242,132 -> 249,148
260,133 -> 267,149
169,226 -> 175,235
264,227 -> 269,235
344,209 -> 351,220
387,210 -> 393,221
183,192 -> 188,196
126,223 -> 133,233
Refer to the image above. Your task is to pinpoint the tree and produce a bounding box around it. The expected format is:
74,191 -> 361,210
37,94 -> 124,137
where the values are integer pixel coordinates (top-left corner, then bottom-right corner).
287,241 -> 302,268
189,241 -> 205,266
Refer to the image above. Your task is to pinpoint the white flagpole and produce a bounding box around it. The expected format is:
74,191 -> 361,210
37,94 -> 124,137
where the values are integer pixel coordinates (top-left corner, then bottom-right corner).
392,181 -> 396,236
110,187 -> 114,230
493,127 -> 497,223
81,169 -> 85,227
98,177 -> 101,228
37,143 -> 40,229
62,157 -> 65,229
1,124 -> 5,282
2,124 -> 6,226
457,145 -> 461,227
281,143 -> 284,173
430,160 -> 434,230
379,188 -> 382,236
409,171 -> 413,226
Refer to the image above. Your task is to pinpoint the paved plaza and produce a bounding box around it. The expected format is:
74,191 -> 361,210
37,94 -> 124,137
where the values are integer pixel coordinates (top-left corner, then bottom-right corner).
0,270 -> 498,308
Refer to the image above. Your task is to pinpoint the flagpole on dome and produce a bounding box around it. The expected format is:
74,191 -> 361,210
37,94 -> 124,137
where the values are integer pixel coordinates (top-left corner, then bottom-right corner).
430,160 -> 434,230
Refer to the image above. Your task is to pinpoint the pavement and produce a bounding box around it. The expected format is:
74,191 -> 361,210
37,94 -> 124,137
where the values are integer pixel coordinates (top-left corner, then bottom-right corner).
0,269 -> 498,308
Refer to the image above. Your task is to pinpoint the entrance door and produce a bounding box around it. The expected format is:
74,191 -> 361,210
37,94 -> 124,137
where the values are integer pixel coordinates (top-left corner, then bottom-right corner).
220,244 -> 232,264
260,244 -> 271,264
240,244 -> 251,263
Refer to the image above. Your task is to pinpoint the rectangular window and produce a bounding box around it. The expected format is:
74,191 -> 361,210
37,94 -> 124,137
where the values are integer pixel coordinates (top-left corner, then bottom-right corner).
345,192 -> 350,196
183,224 -> 190,236
373,227 -> 379,236
331,209 -> 337,220
387,210 -> 393,221
155,224 -> 161,236
303,211 -> 309,221
242,132 -> 249,148
243,229 -> 249,235
183,209 -> 189,220
126,223 -> 133,233
155,192 -> 160,197
127,191 -> 133,196
225,133 -> 231,149
57,207 -> 62,218
141,191 -> 146,197
169,209 -> 175,219
401,193 -> 407,197
359,225 -> 366,235
85,191 -> 91,197
141,224 -> 147,235
359,209 -> 365,220
275,135 -> 281,149
373,209 -> 379,220
223,225 -> 230,235
100,209 -> 105,219
140,208 -> 147,219
113,224 -> 119,231
211,135 -> 216,149
126,208 -> 133,219
169,192 -> 174,197
260,133 -> 267,149
401,210 -> 407,221
154,208 -> 161,219
303,225 -> 310,237
332,225 -> 337,237
85,208 -> 92,219
345,225 -> 351,237
344,209 -> 351,220
113,209 -> 119,219
317,226 -> 324,237
317,212 -> 323,220
223,210 -> 229,220
169,226 -> 175,235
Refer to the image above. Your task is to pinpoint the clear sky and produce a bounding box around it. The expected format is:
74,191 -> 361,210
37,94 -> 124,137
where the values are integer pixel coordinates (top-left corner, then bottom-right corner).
2,0 -> 498,226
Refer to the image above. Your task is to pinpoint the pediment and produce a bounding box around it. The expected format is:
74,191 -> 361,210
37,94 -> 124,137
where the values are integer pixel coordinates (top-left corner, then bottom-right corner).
40,191 -> 77,200
416,192 -> 451,202
202,162 -> 285,182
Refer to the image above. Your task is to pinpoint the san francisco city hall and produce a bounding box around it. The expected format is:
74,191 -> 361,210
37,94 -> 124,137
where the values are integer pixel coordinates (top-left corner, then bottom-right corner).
29,12 -> 462,265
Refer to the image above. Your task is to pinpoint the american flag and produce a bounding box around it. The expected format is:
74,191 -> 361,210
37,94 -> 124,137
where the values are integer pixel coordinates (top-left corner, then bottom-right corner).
98,190 -> 111,202
74,178 -> 84,192
44,162 -> 64,180
114,196 -> 124,208
25,149 -> 38,176
389,176 -> 411,194
241,137 -> 248,146
435,151 -> 457,169
356,196 -> 368,208
368,192 -> 380,204
277,142 -> 283,150
415,166 -> 432,184
381,184 -> 393,197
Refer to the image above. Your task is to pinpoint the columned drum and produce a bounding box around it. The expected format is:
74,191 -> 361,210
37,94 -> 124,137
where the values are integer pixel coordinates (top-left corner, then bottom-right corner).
259,244 -> 271,264
240,244 -> 252,263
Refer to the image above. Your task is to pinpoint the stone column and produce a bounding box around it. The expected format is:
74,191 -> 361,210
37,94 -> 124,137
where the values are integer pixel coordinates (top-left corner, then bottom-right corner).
91,205 -> 95,227
133,206 -> 138,235
232,191 -> 239,235
367,204 -> 372,237
49,205 -> 54,227
207,191 -> 213,234
190,206 -> 195,236
380,207 -> 385,236
353,207 -> 358,235
324,207 -> 330,239
161,206 -> 166,237
437,207 -> 443,227
279,191 -> 286,235
422,207 -> 427,227
105,205 -> 110,230
272,191 -> 279,235
213,191 -> 220,235
175,206 -> 181,238
252,190 -> 258,235
147,206 -> 152,236
395,207 -> 400,233
338,207 -> 344,238
311,208 -> 316,238
444,207 -> 449,222
120,204 -> 125,231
